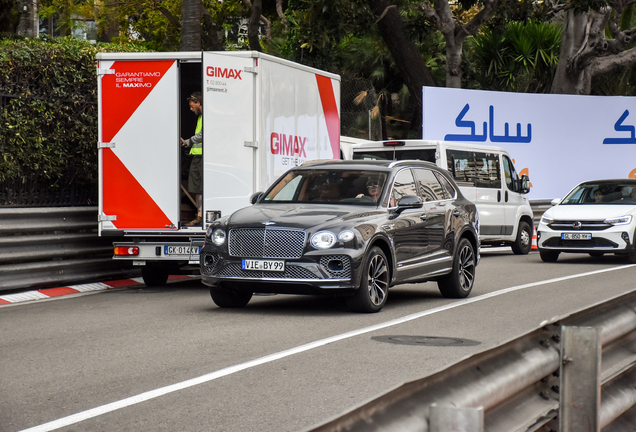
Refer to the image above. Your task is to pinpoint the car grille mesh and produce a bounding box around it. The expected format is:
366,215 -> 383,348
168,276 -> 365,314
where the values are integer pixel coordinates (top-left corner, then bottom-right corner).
228,228 -> 306,259
541,237 -> 618,248
320,255 -> 352,279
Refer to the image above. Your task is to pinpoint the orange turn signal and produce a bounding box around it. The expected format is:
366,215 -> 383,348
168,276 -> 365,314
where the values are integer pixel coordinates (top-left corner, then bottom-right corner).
114,246 -> 139,256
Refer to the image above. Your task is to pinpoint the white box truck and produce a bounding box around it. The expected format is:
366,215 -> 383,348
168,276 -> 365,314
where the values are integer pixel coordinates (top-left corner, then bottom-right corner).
97,51 -> 341,285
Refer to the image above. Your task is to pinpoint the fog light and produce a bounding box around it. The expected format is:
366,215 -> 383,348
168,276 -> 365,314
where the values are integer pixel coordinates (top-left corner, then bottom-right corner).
327,260 -> 344,271
622,232 -> 630,245
537,231 -> 542,241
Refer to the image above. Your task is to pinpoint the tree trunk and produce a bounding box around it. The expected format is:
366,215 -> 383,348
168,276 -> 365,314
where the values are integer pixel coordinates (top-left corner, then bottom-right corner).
16,0 -> 37,38
248,0 -> 262,51
366,0 -> 435,123
180,0 -> 202,51
551,11 -> 592,94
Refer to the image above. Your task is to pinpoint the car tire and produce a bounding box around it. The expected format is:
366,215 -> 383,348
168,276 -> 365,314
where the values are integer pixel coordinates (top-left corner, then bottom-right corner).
437,238 -> 475,298
511,221 -> 532,255
210,285 -> 253,308
346,246 -> 389,313
141,266 -> 170,286
589,252 -> 605,258
539,250 -> 560,262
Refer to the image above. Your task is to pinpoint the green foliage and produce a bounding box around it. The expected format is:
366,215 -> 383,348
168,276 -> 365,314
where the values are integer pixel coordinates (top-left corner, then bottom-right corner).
466,20 -> 561,92
0,36 -> 145,187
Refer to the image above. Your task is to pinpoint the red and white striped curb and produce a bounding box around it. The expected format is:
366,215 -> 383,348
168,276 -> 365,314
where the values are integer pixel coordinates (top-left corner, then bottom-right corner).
0,275 -> 198,306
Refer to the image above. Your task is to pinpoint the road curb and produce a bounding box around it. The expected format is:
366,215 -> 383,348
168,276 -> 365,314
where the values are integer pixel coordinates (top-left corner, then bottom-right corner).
0,275 -> 199,306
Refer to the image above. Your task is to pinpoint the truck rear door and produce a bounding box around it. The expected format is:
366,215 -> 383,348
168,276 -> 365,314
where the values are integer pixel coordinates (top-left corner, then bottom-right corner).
202,52 -> 255,218
98,58 -> 180,233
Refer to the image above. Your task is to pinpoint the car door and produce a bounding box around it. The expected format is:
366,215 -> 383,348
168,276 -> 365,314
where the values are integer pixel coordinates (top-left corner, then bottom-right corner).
413,168 -> 453,271
388,168 -> 430,282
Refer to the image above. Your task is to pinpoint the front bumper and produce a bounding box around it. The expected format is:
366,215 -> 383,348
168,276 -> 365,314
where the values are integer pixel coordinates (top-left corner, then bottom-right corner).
537,225 -> 635,253
200,246 -> 364,291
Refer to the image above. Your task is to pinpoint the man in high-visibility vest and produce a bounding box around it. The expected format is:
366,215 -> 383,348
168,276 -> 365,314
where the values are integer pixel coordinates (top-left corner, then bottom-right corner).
180,92 -> 203,226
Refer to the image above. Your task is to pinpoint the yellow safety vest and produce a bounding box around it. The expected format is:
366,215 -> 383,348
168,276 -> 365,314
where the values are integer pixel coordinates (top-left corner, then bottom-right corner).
189,116 -> 202,155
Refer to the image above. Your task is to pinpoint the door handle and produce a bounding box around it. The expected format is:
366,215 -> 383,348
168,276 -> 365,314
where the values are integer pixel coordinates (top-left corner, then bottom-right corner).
497,191 -> 501,202
505,191 -> 509,202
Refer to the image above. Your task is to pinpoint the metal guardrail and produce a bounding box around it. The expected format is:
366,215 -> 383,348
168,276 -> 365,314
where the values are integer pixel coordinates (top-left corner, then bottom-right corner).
306,289 -> 636,432
0,207 -> 139,293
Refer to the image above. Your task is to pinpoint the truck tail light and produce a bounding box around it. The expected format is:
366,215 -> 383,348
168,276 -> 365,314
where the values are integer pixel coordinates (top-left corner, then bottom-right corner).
114,246 -> 139,256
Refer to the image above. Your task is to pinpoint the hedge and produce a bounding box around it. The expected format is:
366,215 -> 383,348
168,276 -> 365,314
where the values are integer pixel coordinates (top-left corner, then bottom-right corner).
0,36 -> 147,205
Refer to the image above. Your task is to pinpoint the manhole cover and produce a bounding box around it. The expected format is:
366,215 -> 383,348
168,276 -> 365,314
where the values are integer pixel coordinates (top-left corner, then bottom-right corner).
371,335 -> 481,346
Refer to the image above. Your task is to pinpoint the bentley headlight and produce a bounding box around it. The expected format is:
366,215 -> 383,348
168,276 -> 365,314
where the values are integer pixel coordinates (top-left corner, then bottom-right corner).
311,231 -> 336,249
605,215 -> 632,226
338,230 -> 355,242
211,228 -> 227,246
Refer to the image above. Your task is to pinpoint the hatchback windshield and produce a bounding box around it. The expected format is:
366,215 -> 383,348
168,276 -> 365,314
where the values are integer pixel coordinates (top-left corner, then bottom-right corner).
561,182 -> 636,204
263,170 -> 389,205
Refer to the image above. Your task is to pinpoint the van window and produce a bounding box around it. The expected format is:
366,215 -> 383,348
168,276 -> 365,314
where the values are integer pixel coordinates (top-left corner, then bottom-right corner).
446,150 -> 475,185
502,155 -> 521,193
474,152 -> 500,189
394,149 -> 436,163
413,168 -> 447,201
446,149 -> 501,188
352,150 -> 394,160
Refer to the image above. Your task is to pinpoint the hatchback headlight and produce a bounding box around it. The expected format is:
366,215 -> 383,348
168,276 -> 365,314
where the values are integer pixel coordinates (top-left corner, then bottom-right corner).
605,215 -> 632,226
311,231 -> 336,249
211,228 -> 227,246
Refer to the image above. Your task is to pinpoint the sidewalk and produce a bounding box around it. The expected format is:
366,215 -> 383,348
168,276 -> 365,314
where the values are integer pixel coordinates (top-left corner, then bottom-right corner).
0,275 -> 199,306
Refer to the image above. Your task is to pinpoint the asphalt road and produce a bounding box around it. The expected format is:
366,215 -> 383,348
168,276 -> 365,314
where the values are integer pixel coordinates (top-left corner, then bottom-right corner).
2,249 -> 636,432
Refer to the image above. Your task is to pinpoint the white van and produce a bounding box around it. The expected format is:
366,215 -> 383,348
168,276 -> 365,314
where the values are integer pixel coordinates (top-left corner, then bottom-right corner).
345,139 -> 534,254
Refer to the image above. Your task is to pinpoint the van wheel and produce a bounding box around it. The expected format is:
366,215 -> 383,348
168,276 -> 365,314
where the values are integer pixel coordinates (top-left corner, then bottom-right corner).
210,284 -> 253,308
539,250 -> 560,262
141,266 -> 170,286
438,238 -> 475,298
346,246 -> 389,313
511,221 -> 532,255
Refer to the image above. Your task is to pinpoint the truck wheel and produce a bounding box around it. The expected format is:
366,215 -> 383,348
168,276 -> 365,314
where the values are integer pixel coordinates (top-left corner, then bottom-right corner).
511,221 -> 532,255
141,266 -> 170,286
539,250 -> 560,262
346,246 -> 389,313
438,238 -> 475,298
210,285 -> 253,308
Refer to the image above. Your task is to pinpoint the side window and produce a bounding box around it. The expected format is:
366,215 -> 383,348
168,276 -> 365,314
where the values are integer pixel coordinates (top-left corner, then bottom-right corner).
390,169 -> 418,207
502,155 -> 520,192
413,168 -> 446,201
474,152 -> 501,188
434,171 -> 456,199
446,150 -> 475,186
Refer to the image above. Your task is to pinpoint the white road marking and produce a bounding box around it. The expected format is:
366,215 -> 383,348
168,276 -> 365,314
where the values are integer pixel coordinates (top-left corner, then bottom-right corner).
20,264 -> 636,432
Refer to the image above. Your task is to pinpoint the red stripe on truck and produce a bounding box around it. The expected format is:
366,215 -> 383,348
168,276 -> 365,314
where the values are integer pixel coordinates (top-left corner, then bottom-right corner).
102,149 -> 171,229
101,60 -> 175,143
315,75 -> 340,159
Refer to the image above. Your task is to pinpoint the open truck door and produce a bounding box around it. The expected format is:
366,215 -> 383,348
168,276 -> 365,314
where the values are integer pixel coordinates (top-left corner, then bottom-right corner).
97,59 -> 180,233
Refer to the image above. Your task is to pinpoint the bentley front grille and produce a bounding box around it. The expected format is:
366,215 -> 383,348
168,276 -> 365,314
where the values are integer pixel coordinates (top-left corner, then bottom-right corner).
228,228 -> 306,259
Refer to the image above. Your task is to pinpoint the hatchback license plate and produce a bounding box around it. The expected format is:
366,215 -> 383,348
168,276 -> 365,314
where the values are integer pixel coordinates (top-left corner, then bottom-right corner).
164,246 -> 200,255
242,259 -> 285,272
562,233 -> 592,240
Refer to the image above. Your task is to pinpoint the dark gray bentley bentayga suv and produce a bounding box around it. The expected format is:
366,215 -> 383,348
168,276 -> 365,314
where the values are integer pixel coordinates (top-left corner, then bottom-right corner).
200,160 -> 480,312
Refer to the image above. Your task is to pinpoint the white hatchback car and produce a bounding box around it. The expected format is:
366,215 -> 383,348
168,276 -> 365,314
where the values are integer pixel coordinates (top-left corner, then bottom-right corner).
537,179 -> 636,262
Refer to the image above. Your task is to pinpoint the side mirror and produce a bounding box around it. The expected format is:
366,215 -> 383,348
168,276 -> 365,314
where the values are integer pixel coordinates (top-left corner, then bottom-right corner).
250,192 -> 263,204
550,198 -> 561,206
396,195 -> 423,213
520,175 -> 530,194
